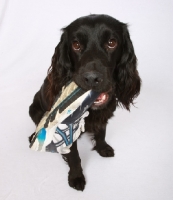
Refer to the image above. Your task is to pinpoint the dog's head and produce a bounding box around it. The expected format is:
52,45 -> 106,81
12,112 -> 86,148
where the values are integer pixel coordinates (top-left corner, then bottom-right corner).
48,14 -> 141,110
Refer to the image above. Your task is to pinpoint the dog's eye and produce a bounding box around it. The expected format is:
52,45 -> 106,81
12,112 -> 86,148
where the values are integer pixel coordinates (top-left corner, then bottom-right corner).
72,41 -> 81,51
107,39 -> 117,49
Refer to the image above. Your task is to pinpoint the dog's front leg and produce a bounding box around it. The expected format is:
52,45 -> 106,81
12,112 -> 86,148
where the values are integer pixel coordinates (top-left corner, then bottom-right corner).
62,140 -> 85,191
93,124 -> 114,157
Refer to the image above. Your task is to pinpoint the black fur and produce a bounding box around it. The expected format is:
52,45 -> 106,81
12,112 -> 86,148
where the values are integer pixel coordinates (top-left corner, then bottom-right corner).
29,14 -> 141,191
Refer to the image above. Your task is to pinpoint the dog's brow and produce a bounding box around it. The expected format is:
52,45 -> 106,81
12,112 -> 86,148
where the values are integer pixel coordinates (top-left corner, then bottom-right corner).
100,29 -> 111,37
99,28 -> 119,42
73,31 -> 88,43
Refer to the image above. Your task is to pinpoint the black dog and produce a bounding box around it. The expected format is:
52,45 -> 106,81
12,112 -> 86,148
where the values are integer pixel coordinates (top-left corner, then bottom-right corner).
29,14 -> 141,191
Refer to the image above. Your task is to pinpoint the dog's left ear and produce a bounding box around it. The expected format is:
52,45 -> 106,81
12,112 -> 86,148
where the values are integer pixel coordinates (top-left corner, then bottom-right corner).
115,24 -> 141,110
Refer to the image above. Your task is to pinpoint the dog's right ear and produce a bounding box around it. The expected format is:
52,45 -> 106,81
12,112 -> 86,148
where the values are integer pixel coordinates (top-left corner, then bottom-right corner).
49,30 -> 72,82
46,30 -> 72,106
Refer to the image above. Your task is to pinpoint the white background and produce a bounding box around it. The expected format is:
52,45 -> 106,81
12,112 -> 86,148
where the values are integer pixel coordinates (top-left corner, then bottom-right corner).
0,0 -> 173,199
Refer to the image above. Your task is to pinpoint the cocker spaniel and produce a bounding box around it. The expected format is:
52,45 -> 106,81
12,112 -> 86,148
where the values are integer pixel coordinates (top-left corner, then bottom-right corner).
29,14 -> 141,191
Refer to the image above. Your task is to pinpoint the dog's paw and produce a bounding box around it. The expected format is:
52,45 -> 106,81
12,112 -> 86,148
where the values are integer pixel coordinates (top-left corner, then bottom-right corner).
94,142 -> 114,157
68,174 -> 86,191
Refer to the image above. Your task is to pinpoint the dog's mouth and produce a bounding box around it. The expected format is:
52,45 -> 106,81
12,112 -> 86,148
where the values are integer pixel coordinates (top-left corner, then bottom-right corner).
92,92 -> 109,107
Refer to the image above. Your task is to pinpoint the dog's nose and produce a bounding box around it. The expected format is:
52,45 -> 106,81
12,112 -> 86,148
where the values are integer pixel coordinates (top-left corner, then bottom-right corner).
82,72 -> 103,87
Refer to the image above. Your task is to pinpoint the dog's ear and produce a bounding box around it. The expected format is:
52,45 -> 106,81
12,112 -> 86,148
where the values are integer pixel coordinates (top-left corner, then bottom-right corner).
46,30 -> 72,106
115,24 -> 141,110
49,30 -> 72,83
